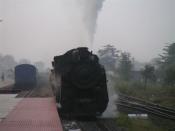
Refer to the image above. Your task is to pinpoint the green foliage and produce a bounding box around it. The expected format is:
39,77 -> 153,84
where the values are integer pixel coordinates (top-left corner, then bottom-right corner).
164,64 -> 175,86
141,64 -> 156,87
160,43 -> 175,65
97,45 -> 134,80
98,44 -> 120,71
118,52 -> 133,81
115,81 -> 175,107
158,43 -> 175,85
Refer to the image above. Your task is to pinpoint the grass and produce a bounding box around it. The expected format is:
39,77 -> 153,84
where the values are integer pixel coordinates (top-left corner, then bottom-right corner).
116,113 -> 169,131
115,81 -> 175,108
114,81 -> 175,130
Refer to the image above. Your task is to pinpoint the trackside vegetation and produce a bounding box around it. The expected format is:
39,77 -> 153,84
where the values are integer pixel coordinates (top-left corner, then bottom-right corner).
98,43 -> 175,131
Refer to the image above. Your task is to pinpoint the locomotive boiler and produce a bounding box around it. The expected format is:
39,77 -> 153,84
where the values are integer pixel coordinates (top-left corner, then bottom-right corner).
51,47 -> 108,117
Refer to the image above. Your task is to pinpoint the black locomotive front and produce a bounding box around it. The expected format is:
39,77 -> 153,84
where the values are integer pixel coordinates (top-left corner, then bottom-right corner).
52,47 -> 108,116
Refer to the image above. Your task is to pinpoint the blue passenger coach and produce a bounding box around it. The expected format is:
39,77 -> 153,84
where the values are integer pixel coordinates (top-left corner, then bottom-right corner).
15,64 -> 37,89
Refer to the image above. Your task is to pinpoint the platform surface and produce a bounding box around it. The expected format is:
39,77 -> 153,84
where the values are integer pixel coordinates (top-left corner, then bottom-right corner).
0,80 -> 14,88
0,97 -> 63,131
0,94 -> 22,122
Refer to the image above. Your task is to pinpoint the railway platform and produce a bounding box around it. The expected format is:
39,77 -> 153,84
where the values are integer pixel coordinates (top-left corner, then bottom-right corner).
0,94 -> 21,122
0,97 -> 63,131
0,80 -> 14,89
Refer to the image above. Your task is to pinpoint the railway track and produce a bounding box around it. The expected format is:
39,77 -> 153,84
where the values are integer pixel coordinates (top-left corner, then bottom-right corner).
62,118 -> 119,131
23,89 -> 35,97
0,83 -> 35,97
16,88 -> 36,97
117,93 -> 175,121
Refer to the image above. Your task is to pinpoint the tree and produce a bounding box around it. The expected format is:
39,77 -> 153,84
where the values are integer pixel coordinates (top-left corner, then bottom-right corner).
0,54 -> 17,79
159,43 -> 175,65
98,44 -> 120,71
159,43 -> 175,85
164,64 -> 175,86
118,52 -> 132,81
141,64 -> 156,87
1,55 -> 17,69
19,59 -> 31,64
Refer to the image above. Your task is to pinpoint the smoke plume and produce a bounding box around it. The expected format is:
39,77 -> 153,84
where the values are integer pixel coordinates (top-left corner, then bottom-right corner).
76,0 -> 105,46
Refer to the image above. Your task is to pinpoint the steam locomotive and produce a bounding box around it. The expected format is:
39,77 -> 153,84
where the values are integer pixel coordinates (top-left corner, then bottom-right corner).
51,47 -> 108,117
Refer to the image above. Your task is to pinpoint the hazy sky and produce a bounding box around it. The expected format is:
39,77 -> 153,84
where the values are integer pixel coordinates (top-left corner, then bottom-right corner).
0,0 -> 175,67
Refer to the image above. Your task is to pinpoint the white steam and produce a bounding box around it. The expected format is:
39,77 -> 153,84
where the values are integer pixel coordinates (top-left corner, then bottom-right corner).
102,75 -> 118,118
76,0 -> 105,46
